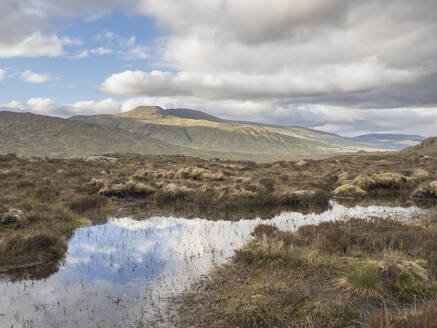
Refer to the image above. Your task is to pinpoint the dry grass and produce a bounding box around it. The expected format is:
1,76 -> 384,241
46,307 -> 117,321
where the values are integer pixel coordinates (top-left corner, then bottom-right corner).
1,147 -> 436,275
176,214 -> 437,327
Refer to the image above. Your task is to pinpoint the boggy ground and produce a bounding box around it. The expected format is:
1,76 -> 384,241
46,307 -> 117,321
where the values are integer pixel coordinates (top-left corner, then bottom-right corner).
176,215 -> 437,327
0,140 -> 436,275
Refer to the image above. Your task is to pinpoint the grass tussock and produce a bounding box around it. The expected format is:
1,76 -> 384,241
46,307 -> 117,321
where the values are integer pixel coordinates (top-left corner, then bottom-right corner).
177,214 -> 437,327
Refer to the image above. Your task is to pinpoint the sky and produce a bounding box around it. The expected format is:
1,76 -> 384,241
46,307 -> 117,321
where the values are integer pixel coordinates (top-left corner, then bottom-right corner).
1,0 -> 437,137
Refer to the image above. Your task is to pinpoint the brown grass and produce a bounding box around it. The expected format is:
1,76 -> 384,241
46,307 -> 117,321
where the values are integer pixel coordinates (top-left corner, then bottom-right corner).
1,147 -> 436,275
176,214 -> 437,327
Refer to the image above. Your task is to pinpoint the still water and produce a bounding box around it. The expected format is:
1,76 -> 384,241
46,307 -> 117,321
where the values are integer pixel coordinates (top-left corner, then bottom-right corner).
0,202 -> 425,327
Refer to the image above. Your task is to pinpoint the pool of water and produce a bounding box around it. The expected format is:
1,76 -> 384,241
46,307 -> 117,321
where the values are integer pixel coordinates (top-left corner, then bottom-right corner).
0,202 -> 426,327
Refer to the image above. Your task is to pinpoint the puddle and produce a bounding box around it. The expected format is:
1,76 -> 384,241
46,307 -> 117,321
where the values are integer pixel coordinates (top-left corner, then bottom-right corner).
0,202 -> 425,327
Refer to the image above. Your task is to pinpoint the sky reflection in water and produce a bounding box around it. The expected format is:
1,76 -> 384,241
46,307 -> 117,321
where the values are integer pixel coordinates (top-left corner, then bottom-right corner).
0,202 -> 425,327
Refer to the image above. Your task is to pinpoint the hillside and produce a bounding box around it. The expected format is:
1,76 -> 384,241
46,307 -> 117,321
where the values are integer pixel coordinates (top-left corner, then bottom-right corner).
71,106 -> 385,158
353,133 -> 424,149
403,137 -> 437,156
0,111 -> 200,158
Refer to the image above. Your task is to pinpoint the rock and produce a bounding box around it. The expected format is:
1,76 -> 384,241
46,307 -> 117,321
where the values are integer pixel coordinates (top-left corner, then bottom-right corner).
0,209 -> 26,225
333,184 -> 367,198
371,173 -> 406,189
81,155 -> 119,163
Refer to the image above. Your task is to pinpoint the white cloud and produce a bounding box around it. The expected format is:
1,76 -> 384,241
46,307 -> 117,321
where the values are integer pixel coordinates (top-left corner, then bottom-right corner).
126,36 -> 136,47
71,49 -> 89,58
26,98 -> 57,114
68,98 -> 121,114
0,33 -> 77,58
118,46 -> 149,60
0,69 -> 5,81
99,61 -> 418,100
95,29 -> 115,41
8,97 -> 121,117
91,47 -> 113,55
1,100 -> 24,110
20,70 -> 52,84
125,0 -> 437,109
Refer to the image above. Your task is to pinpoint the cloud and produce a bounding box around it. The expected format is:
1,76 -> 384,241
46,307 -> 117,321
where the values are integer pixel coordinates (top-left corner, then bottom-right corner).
68,98 -> 121,115
9,97 -> 123,117
96,29 -> 115,41
20,70 -> 52,83
2,0 -> 437,136
1,100 -> 24,110
99,61 -> 419,100
91,47 -> 114,55
118,46 -> 149,60
71,49 -> 89,58
26,98 -> 57,114
0,1 -> 128,58
0,33 -> 77,58
0,69 -> 5,81
124,0 -> 437,111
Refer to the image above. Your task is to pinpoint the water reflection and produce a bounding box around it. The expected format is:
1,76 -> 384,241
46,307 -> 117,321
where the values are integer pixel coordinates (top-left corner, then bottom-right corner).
0,202 -> 425,327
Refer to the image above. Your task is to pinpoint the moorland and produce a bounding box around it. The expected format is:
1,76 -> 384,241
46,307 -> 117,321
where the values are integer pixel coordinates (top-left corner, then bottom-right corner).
1,108 -> 437,327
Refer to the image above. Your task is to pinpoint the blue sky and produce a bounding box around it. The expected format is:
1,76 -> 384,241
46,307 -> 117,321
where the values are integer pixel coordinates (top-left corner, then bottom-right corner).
1,0 -> 437,137
1,12 -> 162,105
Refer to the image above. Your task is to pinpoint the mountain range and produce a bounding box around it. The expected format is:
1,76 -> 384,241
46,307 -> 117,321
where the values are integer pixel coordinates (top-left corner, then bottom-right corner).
0,106 -> 426,160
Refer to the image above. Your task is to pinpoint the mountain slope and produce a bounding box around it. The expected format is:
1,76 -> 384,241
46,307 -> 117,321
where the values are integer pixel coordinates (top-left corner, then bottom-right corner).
353,133 -> 424,149
403,137 -> 437,156
0,111 -> 200,158
71,106 -> 385,158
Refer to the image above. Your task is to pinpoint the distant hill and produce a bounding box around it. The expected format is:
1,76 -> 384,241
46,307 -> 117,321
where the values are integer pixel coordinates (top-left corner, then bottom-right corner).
70,106 -> 385,159
353,134 -> 424,149
0,111 -> 200,158
403,137 -> 437,156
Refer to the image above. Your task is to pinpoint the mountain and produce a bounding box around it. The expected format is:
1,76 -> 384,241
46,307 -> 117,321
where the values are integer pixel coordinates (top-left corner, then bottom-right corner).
0,111 -> 201,158
70,106 -> 385,159
353,133 -> 425,149
402,137 -> 437,156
